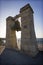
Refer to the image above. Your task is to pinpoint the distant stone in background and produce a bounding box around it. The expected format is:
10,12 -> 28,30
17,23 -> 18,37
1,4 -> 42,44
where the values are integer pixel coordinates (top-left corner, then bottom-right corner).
0,38 -> 3,45
37,38 -> 43,51
20,4 -> 38,56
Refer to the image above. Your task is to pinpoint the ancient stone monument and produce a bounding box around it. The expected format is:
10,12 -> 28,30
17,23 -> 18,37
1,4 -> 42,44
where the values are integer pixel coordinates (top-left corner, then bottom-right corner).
20,4 -> 38,56
6,4 -> 38,56
6,16 -> 21,49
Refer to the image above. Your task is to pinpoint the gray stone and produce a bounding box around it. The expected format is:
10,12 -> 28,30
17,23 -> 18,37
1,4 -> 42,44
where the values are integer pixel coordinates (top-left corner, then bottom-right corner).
20,4 -> 38,56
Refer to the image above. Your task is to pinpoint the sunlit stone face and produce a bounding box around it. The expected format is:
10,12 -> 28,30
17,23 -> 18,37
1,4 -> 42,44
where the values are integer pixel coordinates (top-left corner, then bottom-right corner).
6,16 -> 21,49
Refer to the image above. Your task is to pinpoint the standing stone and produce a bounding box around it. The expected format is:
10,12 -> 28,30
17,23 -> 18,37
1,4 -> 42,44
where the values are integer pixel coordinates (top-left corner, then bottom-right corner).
6,16 -> 17,49
20,4 -> 38,56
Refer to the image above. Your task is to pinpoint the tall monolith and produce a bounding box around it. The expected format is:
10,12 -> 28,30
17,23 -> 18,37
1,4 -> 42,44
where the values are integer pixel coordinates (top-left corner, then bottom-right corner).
20,4 -> 38,56
6,16 -> 17,49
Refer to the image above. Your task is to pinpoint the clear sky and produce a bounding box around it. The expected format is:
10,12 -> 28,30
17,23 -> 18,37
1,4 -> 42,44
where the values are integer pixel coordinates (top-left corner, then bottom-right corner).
0,0 -> 43,38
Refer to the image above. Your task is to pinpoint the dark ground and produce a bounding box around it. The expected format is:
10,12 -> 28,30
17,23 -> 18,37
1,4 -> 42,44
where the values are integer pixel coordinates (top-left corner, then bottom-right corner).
0,48 -> 43,65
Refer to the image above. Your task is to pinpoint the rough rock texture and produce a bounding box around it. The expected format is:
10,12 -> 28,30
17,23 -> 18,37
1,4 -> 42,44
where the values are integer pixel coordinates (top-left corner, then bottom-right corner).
6,16 -> 17,49
20,4 -> 38,56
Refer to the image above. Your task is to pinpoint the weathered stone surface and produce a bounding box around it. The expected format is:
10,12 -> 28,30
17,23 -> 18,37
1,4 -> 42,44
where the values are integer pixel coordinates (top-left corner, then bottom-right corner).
6,4 -> 38,56
6,16 -> 21,49
20,4 -> 38,56
6,16 -> 17,49
0,46 -> 5,55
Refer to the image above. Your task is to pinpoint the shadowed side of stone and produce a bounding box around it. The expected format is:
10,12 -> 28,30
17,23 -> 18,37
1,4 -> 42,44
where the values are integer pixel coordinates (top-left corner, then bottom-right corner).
20,4 -> 38,56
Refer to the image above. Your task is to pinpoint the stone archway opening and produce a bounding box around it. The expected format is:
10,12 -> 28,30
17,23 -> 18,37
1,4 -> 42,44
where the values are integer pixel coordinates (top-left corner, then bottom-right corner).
6,4 -> 38,56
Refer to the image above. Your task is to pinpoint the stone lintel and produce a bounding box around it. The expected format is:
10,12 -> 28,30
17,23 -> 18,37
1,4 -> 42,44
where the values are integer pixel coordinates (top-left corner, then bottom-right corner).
14,14 -> 21,19
20,4 -> 34,13
6,14 -> 21,22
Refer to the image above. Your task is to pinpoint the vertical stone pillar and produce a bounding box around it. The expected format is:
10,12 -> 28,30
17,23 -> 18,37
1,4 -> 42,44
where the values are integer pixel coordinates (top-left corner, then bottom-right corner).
6,16 -> 17,49
20,4 -> 38,56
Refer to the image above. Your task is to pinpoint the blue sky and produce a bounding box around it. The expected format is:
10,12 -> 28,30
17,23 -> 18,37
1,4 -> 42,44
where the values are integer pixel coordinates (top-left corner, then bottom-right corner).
0,0 -> 43,38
